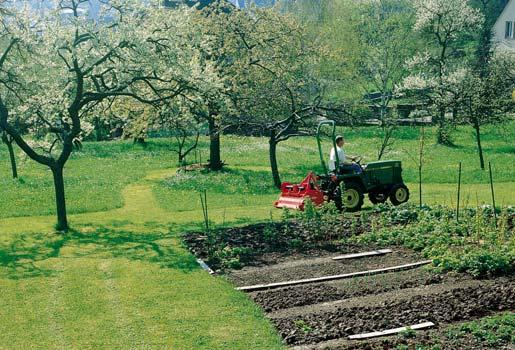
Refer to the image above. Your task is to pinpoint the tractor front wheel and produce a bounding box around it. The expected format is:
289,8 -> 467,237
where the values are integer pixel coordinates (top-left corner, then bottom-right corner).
342,182 -> 364,212
389,184 -> 410,206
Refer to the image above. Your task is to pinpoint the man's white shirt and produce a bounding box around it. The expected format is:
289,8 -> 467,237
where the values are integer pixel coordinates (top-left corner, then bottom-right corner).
329,146 -> 346,171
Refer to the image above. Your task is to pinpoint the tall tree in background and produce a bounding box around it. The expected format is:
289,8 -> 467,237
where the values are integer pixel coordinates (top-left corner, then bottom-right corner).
0,0 -> 16,179
228,4 -> 325,187
461,0 -> 514,169
306,0 -> 416,159
354,0 -> 415,126
460,54 -> 515,170
0,1 -> 193,231
189,2 -> 242,171
155,99 -> 202,166
406,0 -> 482,145
354,0 -> 416,159
309,0 -> 363,102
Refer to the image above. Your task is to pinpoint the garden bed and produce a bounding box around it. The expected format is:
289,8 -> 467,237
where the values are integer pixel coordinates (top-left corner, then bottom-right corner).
183,205 -> 515,349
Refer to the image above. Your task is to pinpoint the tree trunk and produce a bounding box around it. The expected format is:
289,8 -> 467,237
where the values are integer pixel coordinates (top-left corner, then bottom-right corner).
269,132 -> 281,189
51,165 -> 69,231
377,125 -> 394,161
208,118 -> 222,171
2,134 -> 18,179
133,137 -> 146,145
473,118 -> 485,170
436,109 -> 452,146
6,139 -> 17,179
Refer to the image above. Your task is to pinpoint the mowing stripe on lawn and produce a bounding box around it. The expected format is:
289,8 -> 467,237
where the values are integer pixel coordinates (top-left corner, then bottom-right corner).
99,260 -> 138,349
47,261 -> 69,350
236,260 -> 433,292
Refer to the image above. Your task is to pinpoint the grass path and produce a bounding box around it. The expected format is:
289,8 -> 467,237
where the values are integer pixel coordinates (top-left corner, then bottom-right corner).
0,168 -> 285,350
0,168 -> 279,235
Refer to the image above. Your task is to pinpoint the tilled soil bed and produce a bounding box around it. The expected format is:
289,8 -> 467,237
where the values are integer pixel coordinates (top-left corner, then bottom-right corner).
275,279 -> 514,346
184,224 -> 515,349
226,248 -> 420,286
250,268 -> 451,313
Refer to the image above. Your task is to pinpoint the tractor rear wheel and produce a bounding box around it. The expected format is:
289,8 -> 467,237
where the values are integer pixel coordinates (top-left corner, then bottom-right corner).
342,182 -> 364,212
368,191 -> 388,204
389,184 -> 410,206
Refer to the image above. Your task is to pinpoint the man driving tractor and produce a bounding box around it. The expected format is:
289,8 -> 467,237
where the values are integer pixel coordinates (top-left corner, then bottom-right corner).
328,135 -> 362,174
274,121 -> 409,212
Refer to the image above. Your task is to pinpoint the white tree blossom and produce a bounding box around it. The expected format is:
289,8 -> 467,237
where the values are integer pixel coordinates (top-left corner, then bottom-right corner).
413,0 -> 482,33
0,0 -> 198,230
402,0 -> 483,144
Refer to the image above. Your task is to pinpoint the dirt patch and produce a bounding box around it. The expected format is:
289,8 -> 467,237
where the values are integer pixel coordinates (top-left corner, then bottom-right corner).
274,279 -> 514,346
226,248 -> 424,287
183,219 -> 370,271
249,269 -> 454,313
296,321 -> 515,350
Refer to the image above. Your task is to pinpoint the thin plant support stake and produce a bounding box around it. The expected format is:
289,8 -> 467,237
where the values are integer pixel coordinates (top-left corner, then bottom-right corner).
418,126 -> 425,209
200,190 -> 209,232
456,162 -> 461,222
489,162 -> 497,227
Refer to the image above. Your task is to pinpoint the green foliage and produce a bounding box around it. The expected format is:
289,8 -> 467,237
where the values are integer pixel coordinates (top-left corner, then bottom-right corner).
354,204 -> 514,277
294,320 -> 313,334
166,168 -> 278,195
213,246 -> 254,270
289,200 -> 342,242
445,313 -> 515,347
399,327 -> 417,339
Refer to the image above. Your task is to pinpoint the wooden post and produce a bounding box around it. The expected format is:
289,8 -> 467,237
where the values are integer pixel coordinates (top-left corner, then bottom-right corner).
418,127 -> 425,209
489,162 -> 497,227
456,162 -> 461,222
200,190 -> 209,232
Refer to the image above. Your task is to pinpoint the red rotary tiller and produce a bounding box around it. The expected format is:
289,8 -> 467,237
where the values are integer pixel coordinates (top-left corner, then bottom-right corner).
274,172 -> 325,210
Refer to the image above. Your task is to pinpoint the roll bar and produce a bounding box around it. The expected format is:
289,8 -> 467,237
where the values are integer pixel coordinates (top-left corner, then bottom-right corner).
316,120 -> 338,176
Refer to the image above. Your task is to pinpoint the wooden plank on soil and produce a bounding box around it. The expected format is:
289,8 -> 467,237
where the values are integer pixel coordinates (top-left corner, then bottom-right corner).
236,260 -> 433,292
348,321 -> 435,340
196,259 -> 215,275
332,249 -> 393,261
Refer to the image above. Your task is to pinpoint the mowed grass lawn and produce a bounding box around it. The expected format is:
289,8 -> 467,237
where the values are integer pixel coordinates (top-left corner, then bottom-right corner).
0,123 -> 514,349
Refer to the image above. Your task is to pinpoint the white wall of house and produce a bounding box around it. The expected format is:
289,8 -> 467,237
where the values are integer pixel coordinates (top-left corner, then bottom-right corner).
493,0 -> 515,51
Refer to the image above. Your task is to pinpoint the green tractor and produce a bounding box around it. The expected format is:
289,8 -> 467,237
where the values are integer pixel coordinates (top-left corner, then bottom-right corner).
275,120 -> 410,212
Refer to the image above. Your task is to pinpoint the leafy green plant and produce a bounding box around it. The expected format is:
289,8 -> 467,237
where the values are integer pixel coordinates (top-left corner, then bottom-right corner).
445,313 -> 515,347
399,327 -> 417,339
262,225 -> 280,246
294,320 -> 313,334
288,239 -> 304,250
213,246 -> 254,270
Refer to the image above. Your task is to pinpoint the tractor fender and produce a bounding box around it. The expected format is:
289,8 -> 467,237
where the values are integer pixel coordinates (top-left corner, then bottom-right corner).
340,177 -> 366,192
